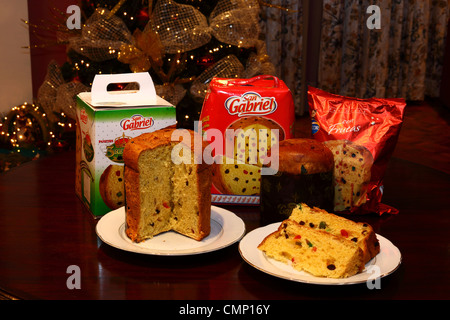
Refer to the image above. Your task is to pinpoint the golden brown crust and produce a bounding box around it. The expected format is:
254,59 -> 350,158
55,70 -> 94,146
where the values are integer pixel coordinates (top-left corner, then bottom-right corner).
123,128 -> 176,171
124,165 -> 141,242
361,228 -> 381,263
269,138 -> 334,175
194,163 -> 212,240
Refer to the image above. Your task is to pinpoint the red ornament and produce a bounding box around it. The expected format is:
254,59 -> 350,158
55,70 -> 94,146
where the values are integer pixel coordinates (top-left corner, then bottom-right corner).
197,54 -> 215,69
137,7 -> 149,23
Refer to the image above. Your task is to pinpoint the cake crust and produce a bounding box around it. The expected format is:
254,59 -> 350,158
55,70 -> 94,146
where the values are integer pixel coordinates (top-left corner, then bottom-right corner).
271,139 -> 334,175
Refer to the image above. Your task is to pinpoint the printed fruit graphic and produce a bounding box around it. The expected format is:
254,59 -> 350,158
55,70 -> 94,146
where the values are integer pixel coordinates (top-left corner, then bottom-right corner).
83,133 -> 94,162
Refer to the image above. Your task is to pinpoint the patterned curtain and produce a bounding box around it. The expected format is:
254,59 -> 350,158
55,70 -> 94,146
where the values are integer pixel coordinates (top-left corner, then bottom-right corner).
260,1 -> 304,114
317,0 -> 449,100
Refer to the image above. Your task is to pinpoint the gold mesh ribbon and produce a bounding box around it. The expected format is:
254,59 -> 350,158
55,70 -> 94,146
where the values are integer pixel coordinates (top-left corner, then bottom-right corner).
64,2 -> 275,105
190,55 -> 244,102
67,8 -> 132,62
151,0 -> 261,54
189,40 -> 275,101
37,61 -> 89,121
117,23 -> 164,72
67,1 -> 263,61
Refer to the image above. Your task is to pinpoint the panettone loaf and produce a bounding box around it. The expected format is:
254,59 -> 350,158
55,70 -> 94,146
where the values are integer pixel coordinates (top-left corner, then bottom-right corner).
324,140 -> 373,212
258,219 -> 365,278
290,203 -> 380,263
123,128 -> 212,242
275,138 -> 334,175
260,138 -> 335,224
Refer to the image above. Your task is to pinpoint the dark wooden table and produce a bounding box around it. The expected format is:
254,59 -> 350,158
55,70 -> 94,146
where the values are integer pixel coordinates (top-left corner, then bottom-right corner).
0,149 -> 449,301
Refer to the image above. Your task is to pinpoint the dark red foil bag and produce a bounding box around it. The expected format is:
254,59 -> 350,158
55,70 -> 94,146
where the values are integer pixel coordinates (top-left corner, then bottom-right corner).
308,87 -> 406,215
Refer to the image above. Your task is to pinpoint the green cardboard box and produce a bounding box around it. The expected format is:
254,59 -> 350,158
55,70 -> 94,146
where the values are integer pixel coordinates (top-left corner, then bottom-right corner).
75,73 -> 176,217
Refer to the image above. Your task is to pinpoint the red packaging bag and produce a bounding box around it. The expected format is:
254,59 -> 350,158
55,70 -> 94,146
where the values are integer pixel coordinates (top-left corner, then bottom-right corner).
200,75 -> 295,205
308,87 -> 406,215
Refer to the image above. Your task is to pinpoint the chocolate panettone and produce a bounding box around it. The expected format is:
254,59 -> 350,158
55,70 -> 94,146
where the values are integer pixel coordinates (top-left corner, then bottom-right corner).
260,138 -> 335,225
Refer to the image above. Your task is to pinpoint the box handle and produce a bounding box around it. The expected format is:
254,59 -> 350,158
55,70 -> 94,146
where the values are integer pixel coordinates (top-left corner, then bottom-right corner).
226,75 -> 280,88
90,72 -> 157,106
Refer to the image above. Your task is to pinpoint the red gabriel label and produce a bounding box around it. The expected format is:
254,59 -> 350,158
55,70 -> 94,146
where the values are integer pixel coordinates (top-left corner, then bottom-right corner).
200,75 -> 295,205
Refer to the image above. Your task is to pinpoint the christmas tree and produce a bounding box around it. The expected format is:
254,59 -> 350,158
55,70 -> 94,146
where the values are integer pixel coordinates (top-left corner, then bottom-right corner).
1,0 -> 275,167
58,0 -> 275,128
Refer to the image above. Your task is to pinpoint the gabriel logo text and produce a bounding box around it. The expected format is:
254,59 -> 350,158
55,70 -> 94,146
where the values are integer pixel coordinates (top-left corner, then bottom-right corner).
80,109 -> 88,125
225,92 -> 277,117
120,114 -> 154,131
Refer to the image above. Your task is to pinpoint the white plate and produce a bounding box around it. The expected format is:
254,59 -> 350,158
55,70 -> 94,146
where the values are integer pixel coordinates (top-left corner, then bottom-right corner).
96,206 -> 246,256
239,223 -> 402,285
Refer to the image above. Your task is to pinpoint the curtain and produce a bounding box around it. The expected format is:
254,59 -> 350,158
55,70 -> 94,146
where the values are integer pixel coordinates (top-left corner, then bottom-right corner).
317,0 -> 449,100
260,1 -> 305,114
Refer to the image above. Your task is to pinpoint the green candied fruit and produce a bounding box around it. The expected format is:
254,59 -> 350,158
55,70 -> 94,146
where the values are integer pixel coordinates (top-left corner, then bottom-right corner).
319,221 -> 327,229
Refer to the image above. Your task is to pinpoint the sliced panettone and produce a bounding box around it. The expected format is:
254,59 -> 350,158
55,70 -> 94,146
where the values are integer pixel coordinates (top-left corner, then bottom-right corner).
258,219 -> 365,278
289,203 -> 380,264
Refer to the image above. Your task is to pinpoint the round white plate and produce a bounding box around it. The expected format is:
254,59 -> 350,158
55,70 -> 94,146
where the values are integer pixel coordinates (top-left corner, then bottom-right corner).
96,205 -> 246,256
239,223 -> 402,285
